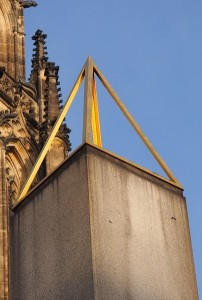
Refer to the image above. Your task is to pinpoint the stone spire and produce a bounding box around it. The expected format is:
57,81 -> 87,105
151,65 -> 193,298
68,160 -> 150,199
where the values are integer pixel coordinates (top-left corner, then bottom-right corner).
30,29 -> 71,173
43,62 -> 71,145
30,29 -> 48,89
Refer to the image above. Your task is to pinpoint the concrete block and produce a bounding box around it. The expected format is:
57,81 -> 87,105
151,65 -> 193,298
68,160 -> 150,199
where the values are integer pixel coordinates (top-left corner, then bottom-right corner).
10,144 -> 198,299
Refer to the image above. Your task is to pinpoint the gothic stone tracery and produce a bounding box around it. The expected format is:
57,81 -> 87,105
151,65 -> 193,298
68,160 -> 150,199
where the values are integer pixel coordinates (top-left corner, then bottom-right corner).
0,2 -> 71,299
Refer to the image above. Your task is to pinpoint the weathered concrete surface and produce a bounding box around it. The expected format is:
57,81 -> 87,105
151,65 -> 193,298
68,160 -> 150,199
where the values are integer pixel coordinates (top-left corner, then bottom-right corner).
10,144 -> 198,299
10,148 -> 94,300
87,146 -> 198,300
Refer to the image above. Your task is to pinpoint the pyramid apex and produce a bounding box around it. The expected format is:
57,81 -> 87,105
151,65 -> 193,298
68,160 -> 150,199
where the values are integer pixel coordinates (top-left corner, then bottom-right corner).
85,56 -> 95,66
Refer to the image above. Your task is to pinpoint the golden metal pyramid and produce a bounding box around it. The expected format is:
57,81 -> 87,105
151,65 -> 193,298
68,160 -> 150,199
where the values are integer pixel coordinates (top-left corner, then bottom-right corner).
16,56 -> 182,206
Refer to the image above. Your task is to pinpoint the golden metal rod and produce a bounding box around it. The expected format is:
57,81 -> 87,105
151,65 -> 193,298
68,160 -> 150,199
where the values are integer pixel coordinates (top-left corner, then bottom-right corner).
92,75 -> 102,147
92,61 -> 182,188
83,57 -> 94,143
16,69 -> 85,204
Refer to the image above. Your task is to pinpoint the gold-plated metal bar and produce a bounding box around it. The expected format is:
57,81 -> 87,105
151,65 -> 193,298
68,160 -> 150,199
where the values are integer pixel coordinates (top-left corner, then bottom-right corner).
92,75 -> 102,147
16,69 -> 85,205
83,57 -> 94,144
92,61 -> 182,188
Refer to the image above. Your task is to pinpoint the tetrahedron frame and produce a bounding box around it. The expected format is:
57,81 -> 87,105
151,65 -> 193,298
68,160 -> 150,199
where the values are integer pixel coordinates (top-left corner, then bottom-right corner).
15,56 -> 182,207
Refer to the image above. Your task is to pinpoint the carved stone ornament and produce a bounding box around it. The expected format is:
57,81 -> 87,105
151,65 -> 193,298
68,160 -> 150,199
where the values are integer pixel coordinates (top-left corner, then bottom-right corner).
18,0 -> 38,8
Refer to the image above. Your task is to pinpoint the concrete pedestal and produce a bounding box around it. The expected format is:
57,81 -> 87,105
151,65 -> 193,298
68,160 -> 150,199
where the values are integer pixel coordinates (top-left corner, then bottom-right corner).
10,144 -> 198,299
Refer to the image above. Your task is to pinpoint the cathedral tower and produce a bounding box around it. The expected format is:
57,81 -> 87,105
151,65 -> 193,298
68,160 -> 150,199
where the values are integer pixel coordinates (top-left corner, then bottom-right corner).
0,2 -> 70,298
0,0 -> 32,80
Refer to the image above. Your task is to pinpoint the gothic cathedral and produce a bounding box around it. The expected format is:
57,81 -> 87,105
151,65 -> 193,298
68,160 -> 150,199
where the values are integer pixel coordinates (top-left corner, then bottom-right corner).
0,1 -> 70,298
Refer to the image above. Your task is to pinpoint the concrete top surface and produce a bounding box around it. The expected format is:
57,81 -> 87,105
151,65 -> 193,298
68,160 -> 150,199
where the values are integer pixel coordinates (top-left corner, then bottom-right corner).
13,143 -> 183,212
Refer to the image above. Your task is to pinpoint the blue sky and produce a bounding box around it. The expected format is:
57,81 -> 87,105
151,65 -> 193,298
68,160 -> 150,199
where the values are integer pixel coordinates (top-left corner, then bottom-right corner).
25,1 -> 202,296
